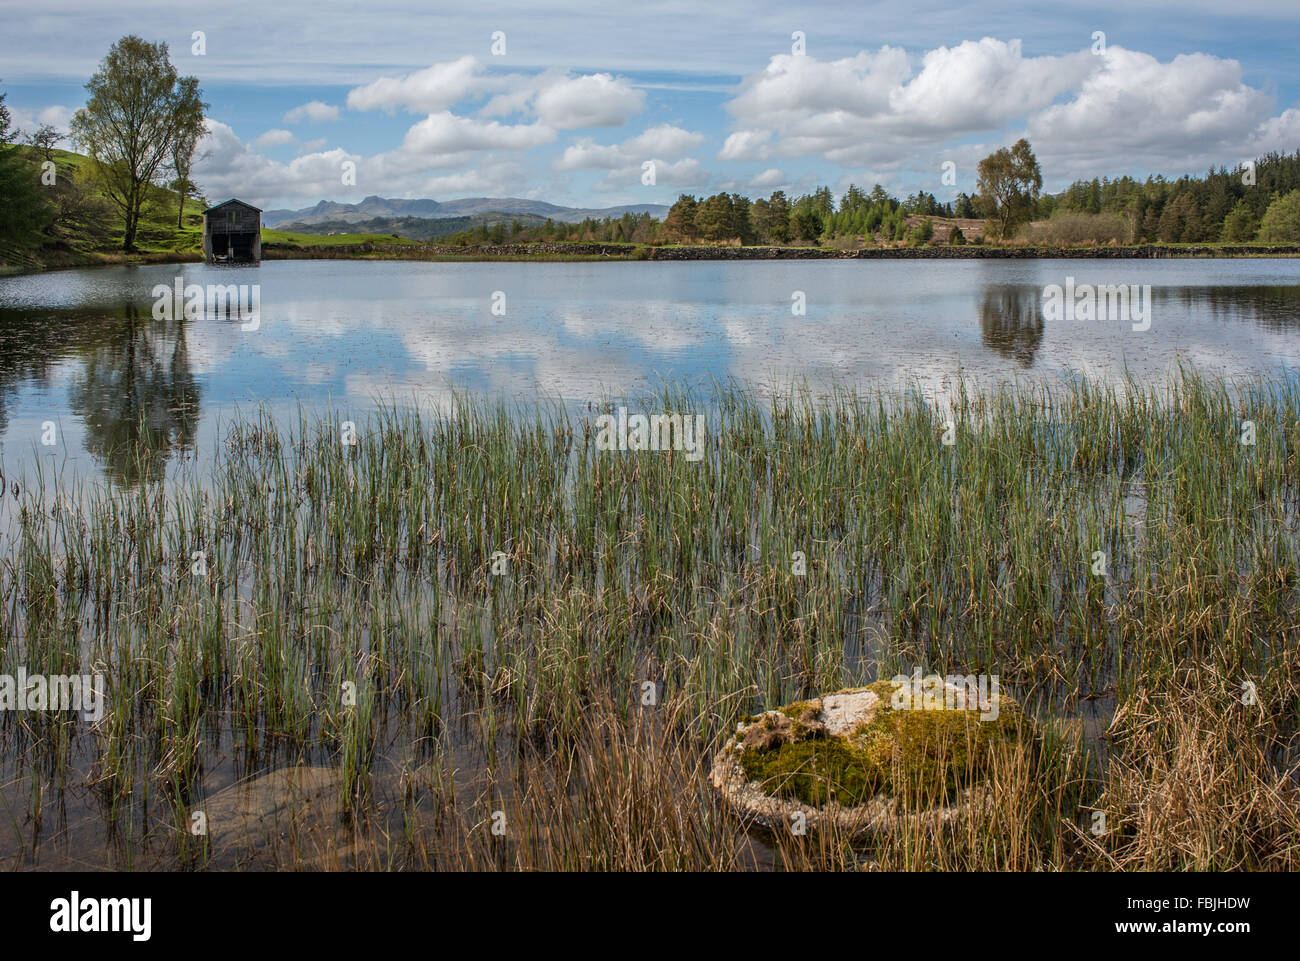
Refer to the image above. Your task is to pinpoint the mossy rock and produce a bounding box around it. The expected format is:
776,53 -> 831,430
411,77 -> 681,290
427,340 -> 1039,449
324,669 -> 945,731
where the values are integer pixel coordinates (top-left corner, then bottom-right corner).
711,679 -> 1033,837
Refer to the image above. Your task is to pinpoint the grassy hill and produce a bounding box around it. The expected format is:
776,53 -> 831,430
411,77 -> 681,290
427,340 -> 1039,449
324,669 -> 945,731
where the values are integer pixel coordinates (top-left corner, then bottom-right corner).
0,145 -> 416,271
262,227 -> 415,246
273,212 -> 549,242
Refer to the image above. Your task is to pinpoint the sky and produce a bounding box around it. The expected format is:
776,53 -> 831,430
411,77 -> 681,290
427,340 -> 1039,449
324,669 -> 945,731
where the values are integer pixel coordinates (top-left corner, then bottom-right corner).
3,0 -> 1300,211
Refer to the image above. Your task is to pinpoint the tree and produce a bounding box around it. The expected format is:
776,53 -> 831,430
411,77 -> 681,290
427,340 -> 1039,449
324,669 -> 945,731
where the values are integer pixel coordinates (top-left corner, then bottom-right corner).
23,122 -> 62,161
1220,199 -> 1259,243
1158,193 -> 1200,243
69,36 -> 205,251
168,76 -> 207,228
753,190 -> 790,243
0,91 -> 53,249
976,138 -> 1043,239
1259,190 -> 1300,243
694,193 -> 734,242
907,218 -> 934,245
663,194 -> 699,242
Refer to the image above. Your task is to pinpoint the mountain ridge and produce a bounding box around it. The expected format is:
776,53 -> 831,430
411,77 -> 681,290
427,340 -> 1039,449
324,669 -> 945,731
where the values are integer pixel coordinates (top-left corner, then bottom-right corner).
262,194 -> 668,228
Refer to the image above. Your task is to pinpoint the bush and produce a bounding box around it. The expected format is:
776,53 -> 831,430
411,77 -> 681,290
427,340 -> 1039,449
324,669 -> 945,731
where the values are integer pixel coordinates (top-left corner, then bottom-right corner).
1259,190 -> 1300,243
907,218 -> 933,246
1017,210 -> 1133,245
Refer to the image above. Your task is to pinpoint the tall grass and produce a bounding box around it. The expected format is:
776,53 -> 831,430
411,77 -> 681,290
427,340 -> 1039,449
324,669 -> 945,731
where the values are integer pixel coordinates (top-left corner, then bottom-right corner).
0,368 -> 1297,870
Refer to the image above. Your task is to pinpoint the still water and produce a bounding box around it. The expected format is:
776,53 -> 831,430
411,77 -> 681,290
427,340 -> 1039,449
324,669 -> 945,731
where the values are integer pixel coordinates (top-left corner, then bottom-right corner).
1,258 -> 1298,483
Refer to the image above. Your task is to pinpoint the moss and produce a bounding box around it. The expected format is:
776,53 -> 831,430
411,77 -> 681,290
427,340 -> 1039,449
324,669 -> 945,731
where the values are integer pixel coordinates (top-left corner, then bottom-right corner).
739,681 -> 1030,807
740,737 -> 886,807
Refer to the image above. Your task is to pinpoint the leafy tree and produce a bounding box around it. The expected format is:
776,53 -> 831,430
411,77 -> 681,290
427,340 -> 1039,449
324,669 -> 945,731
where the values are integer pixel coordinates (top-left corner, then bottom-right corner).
904,218 -> 935,245
1259,190 -> 1300,242
694,193 -> 734,241
790,205 -> 823,243
0,91 -> 53,249
1220,199 -> 1260,243
168,76 -> 207,228
663,194 -> 699,242
23,122 -> 62,161
70,36 -> 205,251
976,138 -> 1043,239
753,190 -> 790,243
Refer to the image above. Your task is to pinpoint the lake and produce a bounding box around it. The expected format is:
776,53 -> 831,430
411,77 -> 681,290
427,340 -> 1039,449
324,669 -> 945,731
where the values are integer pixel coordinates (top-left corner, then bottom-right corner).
1,257 -> 1299,483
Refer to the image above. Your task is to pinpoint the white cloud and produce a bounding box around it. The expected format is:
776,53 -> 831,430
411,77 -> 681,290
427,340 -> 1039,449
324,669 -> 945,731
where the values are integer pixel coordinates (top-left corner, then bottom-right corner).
721,38 -> 1300,183
419,161 -> 526,195
346,56 -> 483,113
252,128 -> 296,148
193,119 -> 360,208
553,123 -> 709,190
401,111 -> 554,157
1028,47 -> 1292,177
350,57 -> 645,132
723,40 -> 1094,167
555,124 -> 704,170
283,100 -> 340,123
749,168 -> 787,189
531,73 -> 645,128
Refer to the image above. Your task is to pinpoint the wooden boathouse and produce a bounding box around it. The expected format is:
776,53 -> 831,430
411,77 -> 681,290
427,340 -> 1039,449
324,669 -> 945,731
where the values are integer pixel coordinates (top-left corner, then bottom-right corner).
203,199 -> 262,264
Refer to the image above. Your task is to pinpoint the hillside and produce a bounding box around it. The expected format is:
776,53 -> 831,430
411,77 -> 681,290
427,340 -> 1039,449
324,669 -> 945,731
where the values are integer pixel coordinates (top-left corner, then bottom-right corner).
0,146 -> 421,271
262,194 -> 669,228
276,212 -> 557,242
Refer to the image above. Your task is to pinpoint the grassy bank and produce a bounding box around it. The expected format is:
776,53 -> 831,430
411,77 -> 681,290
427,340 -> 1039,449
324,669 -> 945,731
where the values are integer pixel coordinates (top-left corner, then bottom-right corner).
1,370 -> 1298,870
264,239 -> 1300,263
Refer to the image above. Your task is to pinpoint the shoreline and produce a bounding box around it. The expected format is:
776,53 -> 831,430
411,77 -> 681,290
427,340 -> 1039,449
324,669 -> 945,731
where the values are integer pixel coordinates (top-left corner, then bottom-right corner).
5,241 -> 1300,276
262,240 -> 1300,262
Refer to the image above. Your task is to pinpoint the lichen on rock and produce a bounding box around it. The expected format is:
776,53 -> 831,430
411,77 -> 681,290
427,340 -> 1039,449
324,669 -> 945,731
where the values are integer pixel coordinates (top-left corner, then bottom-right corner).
711,678 -> 1032,836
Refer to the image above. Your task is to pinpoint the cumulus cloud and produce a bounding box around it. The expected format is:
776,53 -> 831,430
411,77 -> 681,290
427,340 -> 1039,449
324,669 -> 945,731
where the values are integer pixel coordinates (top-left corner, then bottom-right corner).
722,38 -> 1300,182
350,57 -> 645,130
252,128 -> 296,148
553,123 -> 709,190
749,168 -> 787,189
194,119 -> 360,207
1028,47 -> 1295,177
283,100 -> 340,123
346,56 -> 483,113
555,124 -> 704,170
531,73 -> 645,128
723,40 -> 1094,167
6,103 -> 74,138
400,111 -> 554,159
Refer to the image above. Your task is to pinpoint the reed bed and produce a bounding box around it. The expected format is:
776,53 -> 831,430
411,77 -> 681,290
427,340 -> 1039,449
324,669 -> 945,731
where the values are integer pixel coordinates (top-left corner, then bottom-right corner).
0,368 -> 1297,871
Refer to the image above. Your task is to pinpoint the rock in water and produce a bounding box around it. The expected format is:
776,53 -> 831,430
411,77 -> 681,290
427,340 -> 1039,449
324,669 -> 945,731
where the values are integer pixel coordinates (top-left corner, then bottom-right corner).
200,765 -> 342,866
710,679 -> 1031,837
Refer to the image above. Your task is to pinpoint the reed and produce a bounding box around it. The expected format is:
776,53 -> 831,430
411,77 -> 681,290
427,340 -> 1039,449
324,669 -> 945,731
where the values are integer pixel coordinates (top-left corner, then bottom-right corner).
0,367 -> 1296,870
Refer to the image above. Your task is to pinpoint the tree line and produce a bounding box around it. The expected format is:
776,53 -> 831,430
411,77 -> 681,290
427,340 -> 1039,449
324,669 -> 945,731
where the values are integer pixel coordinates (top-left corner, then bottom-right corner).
447,138 -> 1300,248
0,35 -> 205,255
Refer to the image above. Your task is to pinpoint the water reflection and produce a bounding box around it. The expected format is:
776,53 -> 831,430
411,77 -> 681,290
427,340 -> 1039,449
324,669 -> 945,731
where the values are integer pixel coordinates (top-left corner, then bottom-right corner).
1169,285 -> 1300,332
66,304 -> 200,484
979,285 -> 1044,367
0,301 -> 201,484
1,259 -> 1299,483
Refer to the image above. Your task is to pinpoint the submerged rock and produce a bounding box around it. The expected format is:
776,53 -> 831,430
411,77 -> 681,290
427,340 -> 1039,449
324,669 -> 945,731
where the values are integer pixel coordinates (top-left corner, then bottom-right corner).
711,679 -> 1031,837
201,764 -> 342,864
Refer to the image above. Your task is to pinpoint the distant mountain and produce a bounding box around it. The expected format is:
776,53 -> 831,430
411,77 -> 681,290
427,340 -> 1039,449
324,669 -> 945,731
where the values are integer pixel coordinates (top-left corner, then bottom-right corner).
276,213 -> 555,242
262,194 -> 668,228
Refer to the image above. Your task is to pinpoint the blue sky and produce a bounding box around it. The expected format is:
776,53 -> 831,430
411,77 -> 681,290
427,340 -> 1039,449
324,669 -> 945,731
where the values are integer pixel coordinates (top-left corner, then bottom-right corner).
3,0 -> 1299,211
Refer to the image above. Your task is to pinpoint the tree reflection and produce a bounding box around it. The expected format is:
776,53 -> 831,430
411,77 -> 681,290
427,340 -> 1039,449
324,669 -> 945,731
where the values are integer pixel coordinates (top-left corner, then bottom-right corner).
979,285 -> 1044,367
67,303 -> 200,484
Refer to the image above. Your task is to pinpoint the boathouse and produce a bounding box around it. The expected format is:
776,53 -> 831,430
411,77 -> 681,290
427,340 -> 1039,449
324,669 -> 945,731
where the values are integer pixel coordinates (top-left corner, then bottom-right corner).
203,199 -> 262,264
